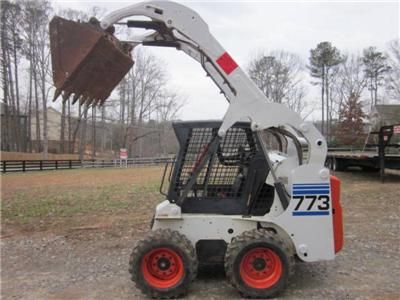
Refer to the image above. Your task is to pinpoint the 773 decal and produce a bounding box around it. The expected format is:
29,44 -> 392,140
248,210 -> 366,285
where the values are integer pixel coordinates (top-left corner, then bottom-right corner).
292,183 -> 331,216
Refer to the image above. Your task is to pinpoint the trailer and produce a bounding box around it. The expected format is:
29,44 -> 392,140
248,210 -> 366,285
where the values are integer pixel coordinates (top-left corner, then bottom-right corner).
326,124 -> 400,182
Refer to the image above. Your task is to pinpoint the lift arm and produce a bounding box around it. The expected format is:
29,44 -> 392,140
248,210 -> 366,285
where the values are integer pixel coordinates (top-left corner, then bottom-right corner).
99,1 -> 327,168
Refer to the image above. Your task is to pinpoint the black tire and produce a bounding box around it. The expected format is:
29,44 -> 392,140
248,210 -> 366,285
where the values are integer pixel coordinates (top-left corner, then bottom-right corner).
325,157 -> 333,169
129,229 -> 198,299
225,228 -> 294,299
333,158 -> 346,172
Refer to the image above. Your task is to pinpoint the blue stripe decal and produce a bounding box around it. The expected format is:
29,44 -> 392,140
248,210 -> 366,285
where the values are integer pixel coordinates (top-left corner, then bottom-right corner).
292,211 -> 330,216
293,187 -> 329,190
293,189 -> 330,192
293,190 -> 330,195
293,183 -> 329,186
293,186 -> 329,189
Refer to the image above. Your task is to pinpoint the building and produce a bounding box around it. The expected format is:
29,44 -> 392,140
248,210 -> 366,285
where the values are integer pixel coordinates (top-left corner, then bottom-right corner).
30,107 -> 74,153
369,104 -> 400,131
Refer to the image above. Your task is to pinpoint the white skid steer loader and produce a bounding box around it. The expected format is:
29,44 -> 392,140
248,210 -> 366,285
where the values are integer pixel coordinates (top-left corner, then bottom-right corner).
49,1 -> 343,298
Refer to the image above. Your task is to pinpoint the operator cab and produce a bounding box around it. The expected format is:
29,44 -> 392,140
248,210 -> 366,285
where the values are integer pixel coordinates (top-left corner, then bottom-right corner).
167,121 -> 277,216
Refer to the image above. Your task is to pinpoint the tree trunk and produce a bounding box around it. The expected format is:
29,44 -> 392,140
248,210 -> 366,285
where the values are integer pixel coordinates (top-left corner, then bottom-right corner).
6,47 -> 18,151
72,105 -> 82,154
40,85 -> 48,158
39,41 -> 48,159
370,77 -> 374,111
326,67 -> 330,142
12,28 -> 21,151
91,106 -> 96,159
101,105 -> 106,153
27,56 -> 33,152
374,74 -> 378,106
1,31 -> 11,151
68,100 -> 72,153
79,106 -> 89,161
128,77 -> 137,155
33,55 -> 41,153
60,101 -> 66,153
13,29 -> 22,151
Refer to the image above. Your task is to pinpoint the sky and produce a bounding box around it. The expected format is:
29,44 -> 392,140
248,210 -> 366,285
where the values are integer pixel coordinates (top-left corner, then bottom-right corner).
51,0 -> 400,121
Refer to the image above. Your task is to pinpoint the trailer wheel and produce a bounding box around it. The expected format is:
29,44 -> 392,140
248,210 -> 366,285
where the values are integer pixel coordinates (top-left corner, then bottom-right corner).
333,158 -> 346,171
129,229 -> 198,298
325,157 -> 333,169
225,229 -> 294,298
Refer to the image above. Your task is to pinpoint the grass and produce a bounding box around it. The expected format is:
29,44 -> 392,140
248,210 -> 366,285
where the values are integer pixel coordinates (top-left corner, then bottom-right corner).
3,183 -> 158,220
1,167 -> 164,231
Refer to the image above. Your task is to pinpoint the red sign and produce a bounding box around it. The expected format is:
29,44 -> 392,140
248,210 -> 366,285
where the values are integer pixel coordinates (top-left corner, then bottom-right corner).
120,148 -> 128,159
216,52 -> 238,75
394,125 -> 400,135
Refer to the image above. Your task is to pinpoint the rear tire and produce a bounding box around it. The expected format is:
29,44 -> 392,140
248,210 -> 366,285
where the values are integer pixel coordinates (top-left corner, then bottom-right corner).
225,229 -> 294,298
129,229 -> 198,298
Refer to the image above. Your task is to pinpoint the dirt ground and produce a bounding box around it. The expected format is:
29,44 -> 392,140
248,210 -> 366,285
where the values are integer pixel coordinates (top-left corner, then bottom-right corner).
1,167 -> 400,299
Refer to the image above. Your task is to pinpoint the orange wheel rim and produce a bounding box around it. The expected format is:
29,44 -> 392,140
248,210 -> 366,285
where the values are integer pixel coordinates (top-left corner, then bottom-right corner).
141,247 -> 184,289
239,247 -> 282,289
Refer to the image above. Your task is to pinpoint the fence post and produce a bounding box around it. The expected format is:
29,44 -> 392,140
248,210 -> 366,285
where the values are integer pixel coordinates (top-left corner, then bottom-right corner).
69,160 -> 72,169
39,160 -> 43,171
2,161 -> 6,173
55,160 -> 58,170
22,161 -> 26,172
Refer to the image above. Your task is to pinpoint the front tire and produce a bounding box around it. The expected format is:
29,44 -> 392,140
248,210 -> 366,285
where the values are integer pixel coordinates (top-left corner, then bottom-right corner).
129,229 -> 198,298
225,229 -> 294,298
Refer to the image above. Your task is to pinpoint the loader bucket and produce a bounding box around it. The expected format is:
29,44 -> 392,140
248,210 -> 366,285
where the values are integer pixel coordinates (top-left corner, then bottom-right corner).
49,16 -> 134,106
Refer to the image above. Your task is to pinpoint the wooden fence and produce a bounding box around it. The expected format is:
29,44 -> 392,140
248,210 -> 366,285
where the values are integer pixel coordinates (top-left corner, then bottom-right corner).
1,157 -> 174,173
82,157 -> 174,168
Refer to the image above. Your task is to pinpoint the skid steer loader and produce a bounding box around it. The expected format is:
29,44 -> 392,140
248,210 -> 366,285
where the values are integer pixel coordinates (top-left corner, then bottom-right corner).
49,1 -> 343,298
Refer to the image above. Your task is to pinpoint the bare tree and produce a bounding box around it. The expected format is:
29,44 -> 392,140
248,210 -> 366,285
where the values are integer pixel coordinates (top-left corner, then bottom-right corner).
331,55 -> 367,119
20,0 -> 52,157
248,50 -> 308,115
385,39 -> 400,102
36,2 -> 53,159
1,1 -> 23,151
113,49 -> 184,157
157,91 -> 186,122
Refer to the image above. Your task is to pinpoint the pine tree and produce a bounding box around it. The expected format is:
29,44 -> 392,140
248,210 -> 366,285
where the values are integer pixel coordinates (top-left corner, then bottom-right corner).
362,47 -> 391,109
309,42 -> 343,139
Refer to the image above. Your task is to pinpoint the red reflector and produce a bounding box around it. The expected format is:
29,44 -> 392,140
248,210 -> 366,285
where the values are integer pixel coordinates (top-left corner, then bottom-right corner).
331,175 -> 344,254
216,52 -> 238,75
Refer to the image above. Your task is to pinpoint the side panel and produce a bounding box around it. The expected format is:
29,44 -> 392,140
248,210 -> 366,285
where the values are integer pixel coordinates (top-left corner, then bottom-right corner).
273,164 -> 335,262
